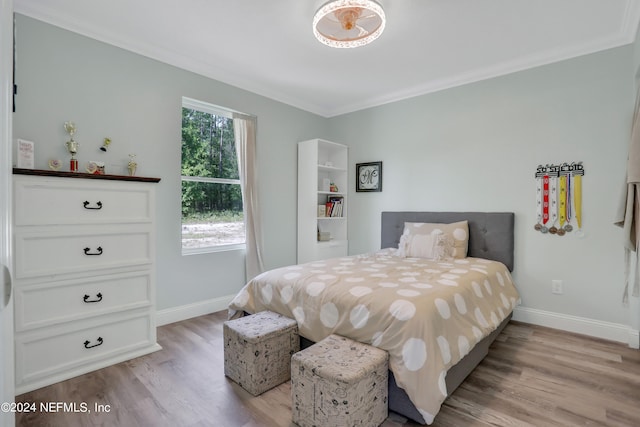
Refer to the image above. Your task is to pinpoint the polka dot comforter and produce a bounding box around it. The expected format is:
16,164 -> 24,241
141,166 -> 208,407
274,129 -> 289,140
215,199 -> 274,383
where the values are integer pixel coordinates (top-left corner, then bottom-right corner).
229,248 -> 520,424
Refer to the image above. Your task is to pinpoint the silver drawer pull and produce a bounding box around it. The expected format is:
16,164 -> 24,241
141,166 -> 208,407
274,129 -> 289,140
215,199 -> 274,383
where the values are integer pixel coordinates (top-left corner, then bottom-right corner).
83,246 -> 103,256
83,293 -> 103,303
83,201 -> 103,210
83,337 -> 103,349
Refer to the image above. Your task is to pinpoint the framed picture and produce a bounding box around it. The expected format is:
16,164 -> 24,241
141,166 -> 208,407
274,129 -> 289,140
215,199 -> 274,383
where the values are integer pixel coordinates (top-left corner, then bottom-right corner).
356,161 -> 382,192
17,139 -> 35,169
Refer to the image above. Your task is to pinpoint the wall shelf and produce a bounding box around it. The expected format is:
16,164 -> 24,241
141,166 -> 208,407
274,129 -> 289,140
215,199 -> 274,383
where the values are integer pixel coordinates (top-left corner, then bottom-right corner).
13,167 -> 160,183
297,139 -> 348,263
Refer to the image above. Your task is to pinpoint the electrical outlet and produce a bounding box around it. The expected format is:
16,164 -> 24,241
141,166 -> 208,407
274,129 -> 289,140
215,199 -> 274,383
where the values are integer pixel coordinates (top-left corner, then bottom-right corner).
552,279 -> 563,295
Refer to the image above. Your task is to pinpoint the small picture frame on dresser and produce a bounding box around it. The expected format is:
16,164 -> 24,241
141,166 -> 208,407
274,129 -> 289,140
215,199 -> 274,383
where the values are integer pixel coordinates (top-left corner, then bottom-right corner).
356,161 -> 382,192
17,139 -> 35,169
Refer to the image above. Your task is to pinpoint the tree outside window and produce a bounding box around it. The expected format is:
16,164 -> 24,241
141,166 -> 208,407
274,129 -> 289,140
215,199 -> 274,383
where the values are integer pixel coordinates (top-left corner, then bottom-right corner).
181,99 -> 245,253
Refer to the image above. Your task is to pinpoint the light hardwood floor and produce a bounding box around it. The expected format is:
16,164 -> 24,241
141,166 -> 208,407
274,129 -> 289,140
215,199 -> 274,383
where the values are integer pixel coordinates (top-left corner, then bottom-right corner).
16,311 -> 640,427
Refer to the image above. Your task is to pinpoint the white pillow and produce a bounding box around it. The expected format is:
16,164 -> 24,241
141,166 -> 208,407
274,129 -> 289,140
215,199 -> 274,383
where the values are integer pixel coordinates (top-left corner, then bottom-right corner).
400,221 -> 469,259
397,230 -> 452,260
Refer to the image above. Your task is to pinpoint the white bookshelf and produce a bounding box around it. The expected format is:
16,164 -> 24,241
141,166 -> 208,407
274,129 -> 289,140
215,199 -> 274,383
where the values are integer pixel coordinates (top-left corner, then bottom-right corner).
297,139 -> 348,263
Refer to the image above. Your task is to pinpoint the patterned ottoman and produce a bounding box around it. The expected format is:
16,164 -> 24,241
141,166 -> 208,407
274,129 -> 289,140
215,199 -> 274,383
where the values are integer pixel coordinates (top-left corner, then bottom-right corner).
291,334 -> 389,427
224,310 -> 299,396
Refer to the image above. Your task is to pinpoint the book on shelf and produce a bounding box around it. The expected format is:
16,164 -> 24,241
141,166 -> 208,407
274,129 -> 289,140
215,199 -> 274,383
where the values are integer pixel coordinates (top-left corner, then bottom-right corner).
325,195 -> 344,217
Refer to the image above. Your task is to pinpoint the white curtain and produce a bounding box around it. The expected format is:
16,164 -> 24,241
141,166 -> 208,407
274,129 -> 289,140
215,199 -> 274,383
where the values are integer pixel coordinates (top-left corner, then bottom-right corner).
234,117 -> 264,281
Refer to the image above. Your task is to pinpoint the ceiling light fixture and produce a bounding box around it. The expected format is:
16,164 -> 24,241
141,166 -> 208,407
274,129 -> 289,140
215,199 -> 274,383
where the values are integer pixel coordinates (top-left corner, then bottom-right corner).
313,0 -> 386,49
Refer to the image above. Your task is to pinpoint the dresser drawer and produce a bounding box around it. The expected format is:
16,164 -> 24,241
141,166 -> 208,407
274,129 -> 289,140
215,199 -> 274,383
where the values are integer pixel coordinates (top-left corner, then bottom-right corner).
15,226 -> 152,279
14,175 -> 154,226
15,272 -> 153,331
16,312 -> 154,387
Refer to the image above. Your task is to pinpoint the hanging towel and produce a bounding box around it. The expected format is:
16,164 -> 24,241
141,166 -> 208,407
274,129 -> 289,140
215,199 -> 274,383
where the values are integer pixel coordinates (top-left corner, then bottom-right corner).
614,89 -> 640,304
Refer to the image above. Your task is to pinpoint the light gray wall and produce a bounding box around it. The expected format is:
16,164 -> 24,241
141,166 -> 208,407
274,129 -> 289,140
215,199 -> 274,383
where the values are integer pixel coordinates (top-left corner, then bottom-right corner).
13,14 -> 639,330
328,46 -> 635,326
12,15 -> 328,310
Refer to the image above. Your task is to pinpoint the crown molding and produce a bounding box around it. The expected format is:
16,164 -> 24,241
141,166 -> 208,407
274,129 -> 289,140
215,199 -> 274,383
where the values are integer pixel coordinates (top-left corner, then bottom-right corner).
327,1 -> 640,117
14,1 -> 640,118
12,4 -> 326,116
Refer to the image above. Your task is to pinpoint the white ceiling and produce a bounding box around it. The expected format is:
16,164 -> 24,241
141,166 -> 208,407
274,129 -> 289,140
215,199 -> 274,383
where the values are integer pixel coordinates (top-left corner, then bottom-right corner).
13,0 -> 640,117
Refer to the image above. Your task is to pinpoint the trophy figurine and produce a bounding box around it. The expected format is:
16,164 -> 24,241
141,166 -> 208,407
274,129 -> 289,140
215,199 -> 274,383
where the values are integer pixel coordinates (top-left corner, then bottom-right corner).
64,121 -> 79,171
128,154 -> 137,176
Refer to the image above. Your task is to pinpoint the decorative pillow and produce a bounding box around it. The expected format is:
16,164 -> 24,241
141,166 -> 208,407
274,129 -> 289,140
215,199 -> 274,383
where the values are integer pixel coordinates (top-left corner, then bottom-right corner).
401,221 -> 469,259
397,231 -> 452,260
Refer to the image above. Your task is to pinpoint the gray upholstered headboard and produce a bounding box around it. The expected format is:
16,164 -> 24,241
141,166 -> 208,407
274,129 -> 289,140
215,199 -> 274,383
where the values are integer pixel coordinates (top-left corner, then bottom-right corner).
381,212 -> 514,271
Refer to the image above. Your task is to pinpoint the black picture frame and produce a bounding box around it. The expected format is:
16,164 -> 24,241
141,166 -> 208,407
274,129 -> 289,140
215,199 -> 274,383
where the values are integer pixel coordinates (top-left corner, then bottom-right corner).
356,161 -> 382,192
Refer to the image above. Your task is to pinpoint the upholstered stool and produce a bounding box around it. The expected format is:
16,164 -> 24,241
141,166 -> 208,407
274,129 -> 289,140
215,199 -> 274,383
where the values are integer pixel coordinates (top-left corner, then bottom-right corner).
223,310 -> 299,396
291,334 -> 389,427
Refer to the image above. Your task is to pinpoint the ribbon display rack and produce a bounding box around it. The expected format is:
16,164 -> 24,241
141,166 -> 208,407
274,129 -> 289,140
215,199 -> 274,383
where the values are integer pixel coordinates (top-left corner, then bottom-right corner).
534,162 -> 584,236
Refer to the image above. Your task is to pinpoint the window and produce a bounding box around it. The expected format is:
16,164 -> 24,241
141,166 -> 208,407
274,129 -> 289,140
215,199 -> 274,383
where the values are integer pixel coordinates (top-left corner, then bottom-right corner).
181,98 -> 245,253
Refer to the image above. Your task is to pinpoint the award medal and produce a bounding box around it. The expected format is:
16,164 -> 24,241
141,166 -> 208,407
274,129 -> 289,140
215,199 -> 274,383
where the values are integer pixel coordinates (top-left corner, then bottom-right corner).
540,175 -> 549,233
548,174 -> 558,234
558,175 -> 567,236
534,172 -> 543,231
564,173 -> 573,233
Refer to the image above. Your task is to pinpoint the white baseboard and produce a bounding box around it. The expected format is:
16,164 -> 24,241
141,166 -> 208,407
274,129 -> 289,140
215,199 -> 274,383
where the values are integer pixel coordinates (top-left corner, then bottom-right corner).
631,329 -> 640,349
156,299 -> 640,349
513,306 -> 640,349
156,294 -> 235,326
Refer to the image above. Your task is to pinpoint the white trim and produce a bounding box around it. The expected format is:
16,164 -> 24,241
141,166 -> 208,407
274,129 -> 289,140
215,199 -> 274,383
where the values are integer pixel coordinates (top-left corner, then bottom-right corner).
156,294 -> 235,326
0,0 -> 15,424
630,329 -> 640,349
181,176 -> 240,185
181,243 -> 246,256
513,306 -> 640,349
157,301 -> 640,348
182,97 -> 255,120
155,299 -> 640,349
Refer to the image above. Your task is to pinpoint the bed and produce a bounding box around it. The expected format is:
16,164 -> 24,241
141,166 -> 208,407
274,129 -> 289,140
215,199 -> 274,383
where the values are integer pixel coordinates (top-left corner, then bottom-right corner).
229,211 -> 519,424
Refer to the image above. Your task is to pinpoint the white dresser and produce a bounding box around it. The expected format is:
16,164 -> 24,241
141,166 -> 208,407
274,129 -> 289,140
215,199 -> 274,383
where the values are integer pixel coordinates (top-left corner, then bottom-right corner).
13,170 -> 161,394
